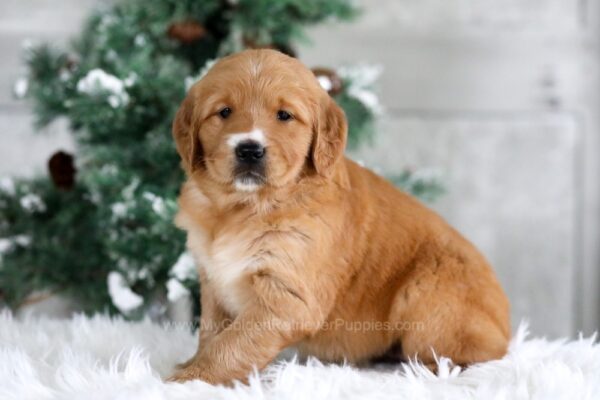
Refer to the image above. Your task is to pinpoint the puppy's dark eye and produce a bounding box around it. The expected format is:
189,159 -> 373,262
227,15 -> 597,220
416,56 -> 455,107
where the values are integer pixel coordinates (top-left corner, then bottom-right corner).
276,110 -> 293,122
219,107 -> 232,119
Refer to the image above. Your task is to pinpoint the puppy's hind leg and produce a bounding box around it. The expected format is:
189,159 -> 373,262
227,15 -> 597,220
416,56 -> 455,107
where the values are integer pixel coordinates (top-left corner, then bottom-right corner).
388,257 -> 510,370
396,305 -> 509,369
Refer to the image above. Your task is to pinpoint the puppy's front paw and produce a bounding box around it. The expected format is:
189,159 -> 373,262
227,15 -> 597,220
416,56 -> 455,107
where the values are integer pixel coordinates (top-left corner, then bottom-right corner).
167,365 -> 211,384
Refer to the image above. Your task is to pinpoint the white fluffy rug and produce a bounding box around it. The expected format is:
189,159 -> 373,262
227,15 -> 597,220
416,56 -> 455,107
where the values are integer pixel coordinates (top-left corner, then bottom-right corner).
1,312 -> 599,400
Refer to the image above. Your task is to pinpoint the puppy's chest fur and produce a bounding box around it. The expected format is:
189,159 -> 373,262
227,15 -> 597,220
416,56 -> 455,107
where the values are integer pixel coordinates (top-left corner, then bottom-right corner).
188,224 -> 257,316
177,197 -> 309,316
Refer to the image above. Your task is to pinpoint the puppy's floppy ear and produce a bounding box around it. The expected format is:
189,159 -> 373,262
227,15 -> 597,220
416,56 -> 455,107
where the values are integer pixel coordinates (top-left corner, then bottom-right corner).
172,93 -> 203,174
311,95 -> 348,177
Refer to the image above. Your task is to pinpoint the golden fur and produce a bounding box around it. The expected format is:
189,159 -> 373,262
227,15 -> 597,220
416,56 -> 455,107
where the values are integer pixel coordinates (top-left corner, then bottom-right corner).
168,49 -> 510,385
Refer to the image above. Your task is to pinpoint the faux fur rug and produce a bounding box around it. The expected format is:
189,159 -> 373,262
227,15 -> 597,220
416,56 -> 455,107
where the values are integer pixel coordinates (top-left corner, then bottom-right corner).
1,312 -> 599,400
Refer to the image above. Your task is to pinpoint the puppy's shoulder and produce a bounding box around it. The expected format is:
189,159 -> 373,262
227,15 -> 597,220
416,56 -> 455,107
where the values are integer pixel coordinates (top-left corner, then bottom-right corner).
175,179 -> 213,230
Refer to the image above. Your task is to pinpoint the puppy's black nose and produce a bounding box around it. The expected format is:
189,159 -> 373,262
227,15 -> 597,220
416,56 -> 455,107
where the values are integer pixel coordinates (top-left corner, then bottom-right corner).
235,141 -> 265,163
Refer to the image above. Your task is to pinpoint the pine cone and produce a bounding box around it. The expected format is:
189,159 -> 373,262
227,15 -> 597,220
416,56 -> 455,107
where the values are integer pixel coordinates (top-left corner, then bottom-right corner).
65,55 -> 79,72
274,44 -> 297,58
311,67 -> 343,96
168,20 -> 207,44
48,151 -> 76,190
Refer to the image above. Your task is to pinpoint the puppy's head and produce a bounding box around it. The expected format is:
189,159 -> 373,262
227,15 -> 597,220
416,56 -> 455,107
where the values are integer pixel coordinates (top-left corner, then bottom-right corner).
173,49 -> 347,193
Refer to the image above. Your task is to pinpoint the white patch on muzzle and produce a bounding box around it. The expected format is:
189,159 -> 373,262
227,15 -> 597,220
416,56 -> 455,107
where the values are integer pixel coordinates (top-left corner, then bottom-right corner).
226,128 -> 265,148
234,179 -> 261,192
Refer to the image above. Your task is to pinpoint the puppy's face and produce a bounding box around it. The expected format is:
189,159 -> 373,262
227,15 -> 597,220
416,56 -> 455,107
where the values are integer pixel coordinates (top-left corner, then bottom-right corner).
173,50 -> 347,193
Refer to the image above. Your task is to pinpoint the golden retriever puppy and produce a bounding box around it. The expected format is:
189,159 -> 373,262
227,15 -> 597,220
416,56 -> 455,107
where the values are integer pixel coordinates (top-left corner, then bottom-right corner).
169,49 -> 510,384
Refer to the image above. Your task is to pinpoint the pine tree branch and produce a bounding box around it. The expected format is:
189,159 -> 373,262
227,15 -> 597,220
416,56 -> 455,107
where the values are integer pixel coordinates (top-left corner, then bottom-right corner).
15,288 -> 65,310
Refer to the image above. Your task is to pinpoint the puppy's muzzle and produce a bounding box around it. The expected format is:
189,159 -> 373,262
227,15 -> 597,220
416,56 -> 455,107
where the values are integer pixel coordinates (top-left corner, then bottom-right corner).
233,141 -> 266,190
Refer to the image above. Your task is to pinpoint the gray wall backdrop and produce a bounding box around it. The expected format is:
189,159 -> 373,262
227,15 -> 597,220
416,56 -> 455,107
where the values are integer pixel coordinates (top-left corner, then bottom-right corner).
1,0 -> 599,338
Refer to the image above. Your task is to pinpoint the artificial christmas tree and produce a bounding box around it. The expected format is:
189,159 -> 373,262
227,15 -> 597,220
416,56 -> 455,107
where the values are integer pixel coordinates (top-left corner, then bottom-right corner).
0,0 -> 442,319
